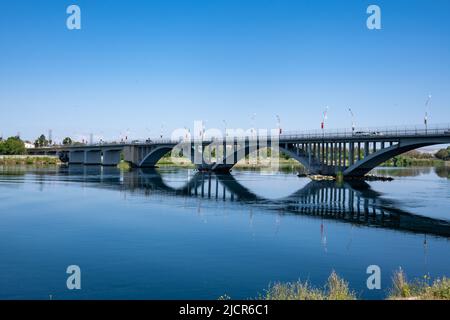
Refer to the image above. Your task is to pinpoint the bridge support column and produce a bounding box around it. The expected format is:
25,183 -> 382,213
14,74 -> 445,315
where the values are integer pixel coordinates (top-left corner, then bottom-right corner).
330,143 -> 334,166
343,143 -> 347,167
308,144 -> 312,168
85,150 -> 102,165
364,142 -> 369,157
103,150 -> 121,166
349,143 -> 354,166
357,142 -> 361,160
322,143 -> 325,165
69,151 -> 85,164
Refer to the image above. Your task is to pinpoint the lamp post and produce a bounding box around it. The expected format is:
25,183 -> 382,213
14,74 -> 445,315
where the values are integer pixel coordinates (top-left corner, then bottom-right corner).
276,115 -> 282,135
424,94 -> 431,134
348,107 -> 355,135
160,123 -> 164,140
321,106 -> 329,137
251,113 -> 256,137
222,120 -> 228,137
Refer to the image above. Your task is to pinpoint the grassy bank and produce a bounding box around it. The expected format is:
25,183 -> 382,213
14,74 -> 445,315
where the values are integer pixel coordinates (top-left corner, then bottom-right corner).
388,269 -> 450,300
381,151 -> 444,167
219,270 -> 450,300
157,157 -> 195,168
261,271 -> 356,300
0,156 -> 60,166
233,158 -> 302,170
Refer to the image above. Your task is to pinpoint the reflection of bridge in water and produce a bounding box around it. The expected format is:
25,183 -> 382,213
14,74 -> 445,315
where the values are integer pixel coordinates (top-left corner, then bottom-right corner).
58,166 -> 450,238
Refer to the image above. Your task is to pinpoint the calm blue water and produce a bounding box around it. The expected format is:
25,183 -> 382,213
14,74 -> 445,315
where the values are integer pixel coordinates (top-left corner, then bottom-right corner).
0,165 -> 449,300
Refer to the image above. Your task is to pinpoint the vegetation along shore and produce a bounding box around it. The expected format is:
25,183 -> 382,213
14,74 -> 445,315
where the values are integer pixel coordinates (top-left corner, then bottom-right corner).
218,270 -> 450,300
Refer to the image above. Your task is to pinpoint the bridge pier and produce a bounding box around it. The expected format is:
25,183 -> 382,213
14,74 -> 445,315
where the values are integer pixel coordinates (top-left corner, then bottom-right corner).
103,150 -> 122,166
84,150 -> 102,165
69,150 -> 85,164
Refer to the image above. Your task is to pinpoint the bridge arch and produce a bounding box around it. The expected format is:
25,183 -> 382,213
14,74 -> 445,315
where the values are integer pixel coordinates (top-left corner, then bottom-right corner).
210,144 -> 316,173
139,146 -> 177,167
138,143 -> 208,168
344,138 -> 450,177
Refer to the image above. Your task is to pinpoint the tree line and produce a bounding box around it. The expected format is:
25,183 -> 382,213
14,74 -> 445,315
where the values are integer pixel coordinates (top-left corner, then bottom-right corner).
0,136 -> 26,155
0,134 -> 75,155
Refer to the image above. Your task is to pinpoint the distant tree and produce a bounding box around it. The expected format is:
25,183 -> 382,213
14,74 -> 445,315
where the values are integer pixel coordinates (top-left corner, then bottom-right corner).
0,136 -> 26,155
404,150 -> 434,159
34,134 -> 49,148
435,147 -> 450,161
63,137 -> 73,145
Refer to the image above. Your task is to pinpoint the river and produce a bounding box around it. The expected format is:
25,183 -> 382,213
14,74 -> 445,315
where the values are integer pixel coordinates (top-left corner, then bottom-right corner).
0,165 -> 449,299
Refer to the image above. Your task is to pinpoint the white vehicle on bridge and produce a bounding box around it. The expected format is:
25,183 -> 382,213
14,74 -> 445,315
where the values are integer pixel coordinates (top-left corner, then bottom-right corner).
354,131 -> 383,136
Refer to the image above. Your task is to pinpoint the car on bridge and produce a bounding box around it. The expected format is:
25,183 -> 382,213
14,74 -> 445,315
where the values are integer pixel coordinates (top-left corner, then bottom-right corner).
354,131 -> 384,136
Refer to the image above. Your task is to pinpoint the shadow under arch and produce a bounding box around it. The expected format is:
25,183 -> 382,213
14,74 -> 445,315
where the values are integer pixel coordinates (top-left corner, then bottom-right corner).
138,144 -> 202,168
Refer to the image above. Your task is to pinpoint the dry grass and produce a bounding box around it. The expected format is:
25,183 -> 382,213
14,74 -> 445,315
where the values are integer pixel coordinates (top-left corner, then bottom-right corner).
389,268 -> 450,300
262,271 -> 356,300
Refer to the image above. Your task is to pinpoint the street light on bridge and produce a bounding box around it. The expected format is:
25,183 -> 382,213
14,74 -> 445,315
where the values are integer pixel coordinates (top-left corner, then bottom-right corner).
348,107 -> 356,135
276,115 -> 282,135
222,120 -> 228,137
321,106 -> 329,136
250,113 -> 256,136
424,94 -> 432,134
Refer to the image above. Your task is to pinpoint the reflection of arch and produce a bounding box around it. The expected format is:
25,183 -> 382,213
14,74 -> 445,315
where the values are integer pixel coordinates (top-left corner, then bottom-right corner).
135,168 -> 205,195
214,174 -> 260,201
53,167 -> 450,238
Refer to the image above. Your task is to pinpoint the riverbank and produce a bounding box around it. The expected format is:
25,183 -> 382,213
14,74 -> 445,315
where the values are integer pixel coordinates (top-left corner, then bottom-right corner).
223,270 -> 450,300
2,155 -> 450,174
117,158 -> 302,171
0,155 -> 60,166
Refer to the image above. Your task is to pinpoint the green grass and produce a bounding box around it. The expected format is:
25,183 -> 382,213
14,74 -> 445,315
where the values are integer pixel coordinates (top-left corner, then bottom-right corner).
117,160 -> 131,170
156,158 -> 195,168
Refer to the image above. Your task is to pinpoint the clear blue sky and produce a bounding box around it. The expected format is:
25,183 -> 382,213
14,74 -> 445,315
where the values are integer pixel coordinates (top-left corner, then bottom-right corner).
1,0 -> 449,142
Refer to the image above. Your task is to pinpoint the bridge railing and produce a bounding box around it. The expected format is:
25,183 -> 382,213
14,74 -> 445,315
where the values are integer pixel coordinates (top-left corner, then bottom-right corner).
280,123 -> 450,140
32,123 -> 450,149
